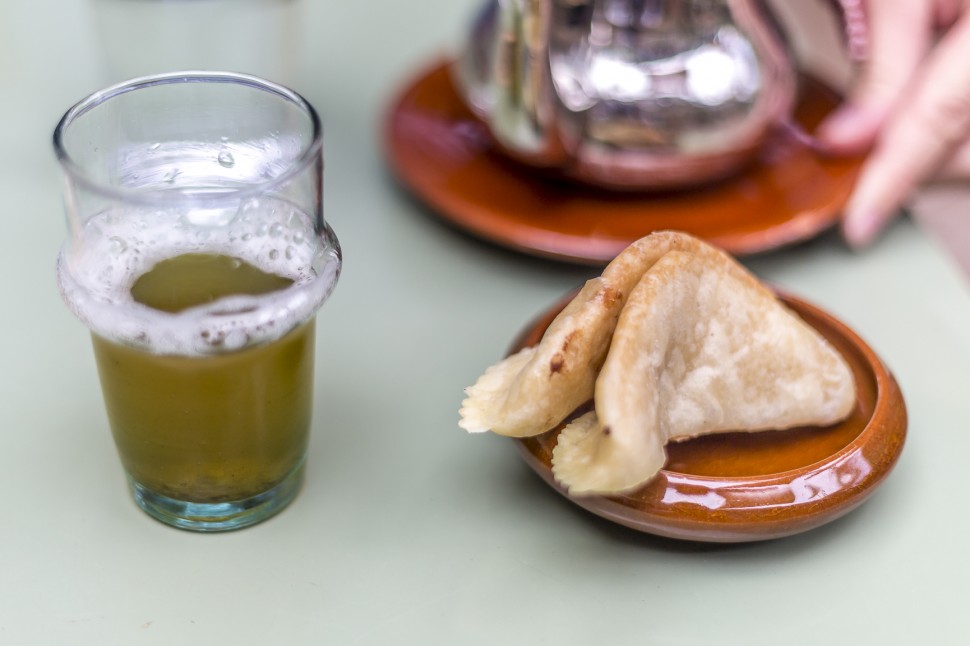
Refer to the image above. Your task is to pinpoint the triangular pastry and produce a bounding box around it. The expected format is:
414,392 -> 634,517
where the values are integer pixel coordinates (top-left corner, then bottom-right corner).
551,247 -> 856,495
459,232 -> 712,437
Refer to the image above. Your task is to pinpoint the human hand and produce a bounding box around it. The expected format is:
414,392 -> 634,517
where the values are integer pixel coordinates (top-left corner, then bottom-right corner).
817,0 -> 970,248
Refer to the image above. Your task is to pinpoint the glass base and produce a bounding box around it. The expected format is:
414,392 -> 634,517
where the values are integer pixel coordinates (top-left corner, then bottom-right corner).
128,461 -> 305,532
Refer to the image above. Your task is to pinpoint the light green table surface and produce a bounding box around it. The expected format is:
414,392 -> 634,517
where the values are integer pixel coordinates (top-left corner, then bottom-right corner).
2,1 -> 969,644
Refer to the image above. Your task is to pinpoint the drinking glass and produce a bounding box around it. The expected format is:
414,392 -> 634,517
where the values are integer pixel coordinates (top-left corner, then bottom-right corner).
53,72 -> 341,531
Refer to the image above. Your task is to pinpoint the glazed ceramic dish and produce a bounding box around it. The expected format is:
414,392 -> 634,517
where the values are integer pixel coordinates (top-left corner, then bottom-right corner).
509,290 -> 906,542
384,60 -> 864,265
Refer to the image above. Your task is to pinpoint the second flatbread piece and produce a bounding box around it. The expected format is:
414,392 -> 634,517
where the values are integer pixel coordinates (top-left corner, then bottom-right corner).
552,248 -> 856,495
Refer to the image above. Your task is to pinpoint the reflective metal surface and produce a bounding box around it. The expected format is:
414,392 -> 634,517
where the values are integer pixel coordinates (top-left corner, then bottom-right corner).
455,0 -> 801,189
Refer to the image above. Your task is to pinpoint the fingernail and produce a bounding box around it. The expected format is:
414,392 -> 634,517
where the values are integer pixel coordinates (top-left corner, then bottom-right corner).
816,106 -> 876,154
818,107 -> 862,140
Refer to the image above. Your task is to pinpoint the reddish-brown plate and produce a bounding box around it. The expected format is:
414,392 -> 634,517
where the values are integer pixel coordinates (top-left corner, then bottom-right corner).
509,290 -> 906,542
383,59 -> 864,265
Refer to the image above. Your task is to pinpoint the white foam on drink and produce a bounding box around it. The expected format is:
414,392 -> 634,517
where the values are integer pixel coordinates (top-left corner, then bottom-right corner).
57,197 -> 340,356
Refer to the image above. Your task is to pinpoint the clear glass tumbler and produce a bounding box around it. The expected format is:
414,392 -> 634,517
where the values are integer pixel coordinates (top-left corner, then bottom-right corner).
54,72 -> 341,532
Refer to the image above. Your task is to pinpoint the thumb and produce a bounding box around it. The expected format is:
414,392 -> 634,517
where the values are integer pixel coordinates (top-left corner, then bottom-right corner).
817,0 -> 932,154
842,9 -> 970,248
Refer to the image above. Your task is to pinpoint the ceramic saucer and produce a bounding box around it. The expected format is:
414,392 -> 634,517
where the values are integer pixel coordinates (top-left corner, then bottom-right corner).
383,59 -> 864,265
508,290 -> 906,542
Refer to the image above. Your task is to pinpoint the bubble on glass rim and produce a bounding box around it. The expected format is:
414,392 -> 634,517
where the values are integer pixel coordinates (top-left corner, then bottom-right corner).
182,205 -> 237,228
57,197 -> 340,357
108,236 -> 128,256
223,328 -> 249,351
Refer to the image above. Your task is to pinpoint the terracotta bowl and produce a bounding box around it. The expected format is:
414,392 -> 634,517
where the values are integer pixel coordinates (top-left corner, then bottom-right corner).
383,59 -> 864,265
509,290 -> 907,542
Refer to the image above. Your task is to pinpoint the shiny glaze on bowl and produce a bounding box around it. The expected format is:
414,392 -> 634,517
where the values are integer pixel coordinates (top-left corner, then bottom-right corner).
510,289 -> 907,542
383,59 -> 864,265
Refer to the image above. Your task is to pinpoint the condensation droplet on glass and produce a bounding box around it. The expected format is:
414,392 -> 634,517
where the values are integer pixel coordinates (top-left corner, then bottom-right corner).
149,142 -> 161,151
242,233 -> 253,241
269,223 -> 284,238
164,168 -> 181,184
256,223 -> 269,237
217,150 -> 235,168
292,231 -> 304,245
230,258 -> 242,269
285,245 -> 296,260
269,249 -> 280,260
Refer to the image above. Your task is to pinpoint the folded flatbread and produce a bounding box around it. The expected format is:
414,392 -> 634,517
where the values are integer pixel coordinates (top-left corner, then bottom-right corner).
459,231 -> 707,437
552,247 -> 856,495
459,231 -> 855,496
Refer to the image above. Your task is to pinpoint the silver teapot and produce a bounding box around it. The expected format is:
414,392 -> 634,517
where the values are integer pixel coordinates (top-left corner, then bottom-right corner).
454,0 -> 861,190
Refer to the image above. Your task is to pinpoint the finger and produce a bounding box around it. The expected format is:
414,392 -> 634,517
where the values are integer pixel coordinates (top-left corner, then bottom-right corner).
936,138 -> 970,178
817,0 -> 933,154
934,0 -> 964,29
843,12 -> 970,247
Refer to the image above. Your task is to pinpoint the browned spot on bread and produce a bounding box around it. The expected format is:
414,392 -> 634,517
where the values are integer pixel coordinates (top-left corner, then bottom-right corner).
600,286 -> 622,309
561,331 -> 576,353
550,329 -> 580,375
550,353 -> 564,374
